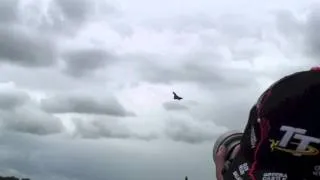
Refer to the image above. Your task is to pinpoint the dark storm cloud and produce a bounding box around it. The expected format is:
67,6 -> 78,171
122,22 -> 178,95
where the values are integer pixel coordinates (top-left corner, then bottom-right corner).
0,25 -> 57,67
62,48 -> 116,77
163,101 -> 189,111
72,118 -> 158,140
41,93 -> 135,117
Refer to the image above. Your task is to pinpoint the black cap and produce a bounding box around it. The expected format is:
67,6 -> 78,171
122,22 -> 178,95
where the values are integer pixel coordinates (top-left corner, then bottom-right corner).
224,68 -> 320,180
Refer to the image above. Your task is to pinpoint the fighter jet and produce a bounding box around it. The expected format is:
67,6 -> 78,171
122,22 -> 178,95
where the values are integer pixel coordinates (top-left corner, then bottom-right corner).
173,91 -> 183,100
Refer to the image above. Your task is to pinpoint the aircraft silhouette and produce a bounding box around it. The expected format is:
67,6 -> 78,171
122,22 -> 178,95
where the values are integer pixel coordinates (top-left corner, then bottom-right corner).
173,91 -> 183,100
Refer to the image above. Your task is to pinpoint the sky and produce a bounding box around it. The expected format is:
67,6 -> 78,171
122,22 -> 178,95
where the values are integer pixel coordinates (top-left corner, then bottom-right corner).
0,0 -> 320,180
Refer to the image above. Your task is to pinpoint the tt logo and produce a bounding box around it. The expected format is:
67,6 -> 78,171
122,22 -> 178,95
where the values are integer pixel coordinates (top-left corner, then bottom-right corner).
269,125 -> 320,156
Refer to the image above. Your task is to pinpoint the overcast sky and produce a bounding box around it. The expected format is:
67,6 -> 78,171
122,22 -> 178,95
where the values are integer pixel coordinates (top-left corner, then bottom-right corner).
0,0 -> 320,180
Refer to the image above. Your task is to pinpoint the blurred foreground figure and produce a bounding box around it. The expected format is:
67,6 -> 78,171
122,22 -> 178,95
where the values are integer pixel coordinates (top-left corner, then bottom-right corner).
213,68 -> 320,180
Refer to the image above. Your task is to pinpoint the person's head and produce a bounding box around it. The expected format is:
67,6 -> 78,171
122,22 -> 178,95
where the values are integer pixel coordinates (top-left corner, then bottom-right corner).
219,68 -> 320,180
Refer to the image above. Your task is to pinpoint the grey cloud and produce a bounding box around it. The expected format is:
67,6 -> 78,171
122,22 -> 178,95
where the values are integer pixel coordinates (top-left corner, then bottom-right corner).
73,118 -> 131,139
0,89 -> 29,110
216,14 -> 262,40
275,10 -> 303,38
128,52 -> 257,90
38,0 -> 93,36
304,6 -> 320,59
54,0 -> 92,24
140,13 -> 267,64
72,118 -> 158,141
0,168 -> 28,179
0,132 -> 213,180
203,100 -> 253,131
165,118 -> 228,144
0,132 -> 120,180
272,9 -> 307,61
193,83 -> 261,131
42,0 -> 119,36
41,94 -> 135,117
143,13 -> 262,41
230,47 -> 261,62
0,65 -> 108,92
109,22 -> 134,37
0,84 -> 64,135
0,25 -> 57,67
142,14 -> 216,33
54,0 -> 119,23
163,101 -> 189,111
0,107 -> 64,136
274,7 -> 320,62
0,0 -> 19,24
62,48 -> 115,77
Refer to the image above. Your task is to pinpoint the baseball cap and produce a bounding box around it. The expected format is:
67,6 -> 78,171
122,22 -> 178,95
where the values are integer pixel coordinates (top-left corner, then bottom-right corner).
224,68 -> 320,180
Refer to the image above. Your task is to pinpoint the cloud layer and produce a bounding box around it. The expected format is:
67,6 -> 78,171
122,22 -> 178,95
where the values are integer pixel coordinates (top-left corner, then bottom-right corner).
0,0 -> 319,180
